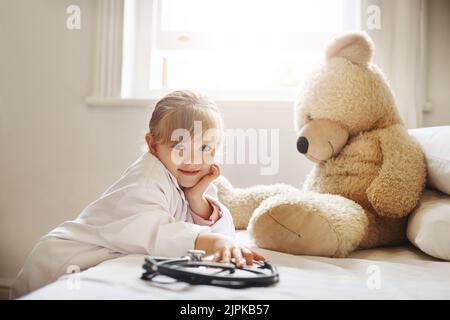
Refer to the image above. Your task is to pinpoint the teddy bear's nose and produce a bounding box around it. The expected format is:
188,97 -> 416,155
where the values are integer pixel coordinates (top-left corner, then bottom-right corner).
297,136 -> 309,154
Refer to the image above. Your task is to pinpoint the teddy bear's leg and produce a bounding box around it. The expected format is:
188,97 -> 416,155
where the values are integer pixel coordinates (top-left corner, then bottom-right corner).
248,191 -> 369,257
213,176 -> 300,229
358,211 -> 408,249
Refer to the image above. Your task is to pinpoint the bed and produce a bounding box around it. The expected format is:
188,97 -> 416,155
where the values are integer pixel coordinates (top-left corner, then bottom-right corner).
21,230 -> 450,300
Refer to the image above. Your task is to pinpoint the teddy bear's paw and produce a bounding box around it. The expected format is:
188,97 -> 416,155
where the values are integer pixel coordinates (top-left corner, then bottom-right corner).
213,177 -> 302,230
213,175 -> 234,195
212,176 -> 252,229
248,192 -> 339,257
248,192 -> 368,257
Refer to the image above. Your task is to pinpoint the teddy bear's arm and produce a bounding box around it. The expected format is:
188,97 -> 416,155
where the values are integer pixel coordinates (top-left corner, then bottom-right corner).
367,125 -> 426,218
213,176 -> 300,229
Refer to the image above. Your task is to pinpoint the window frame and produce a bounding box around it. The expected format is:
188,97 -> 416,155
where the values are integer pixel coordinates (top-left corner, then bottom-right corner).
86,0 -> 361,107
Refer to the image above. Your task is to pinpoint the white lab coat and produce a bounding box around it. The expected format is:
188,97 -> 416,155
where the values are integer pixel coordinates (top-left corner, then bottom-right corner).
11,152 -> 235,298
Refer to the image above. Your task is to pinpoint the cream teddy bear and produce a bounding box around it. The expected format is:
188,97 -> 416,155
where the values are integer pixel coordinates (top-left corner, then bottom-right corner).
215,33 -> 426,257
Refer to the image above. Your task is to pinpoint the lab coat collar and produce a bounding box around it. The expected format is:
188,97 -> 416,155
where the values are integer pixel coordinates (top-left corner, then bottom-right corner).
144,152 -> 185,195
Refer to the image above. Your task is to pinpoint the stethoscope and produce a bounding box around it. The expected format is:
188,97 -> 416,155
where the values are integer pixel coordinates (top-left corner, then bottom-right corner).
141,250 -> 279,289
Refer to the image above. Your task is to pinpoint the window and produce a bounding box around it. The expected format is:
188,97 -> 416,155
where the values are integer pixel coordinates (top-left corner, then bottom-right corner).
122,0 -> 360,101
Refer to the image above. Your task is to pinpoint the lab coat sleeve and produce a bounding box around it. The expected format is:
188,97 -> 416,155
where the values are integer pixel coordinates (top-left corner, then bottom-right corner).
189,199 -> 221,226
187,184 -> 236,238
11,184 -> 212,298
54,186 -> 214,258
93,184 -> 214,257
11,237 -> 123,299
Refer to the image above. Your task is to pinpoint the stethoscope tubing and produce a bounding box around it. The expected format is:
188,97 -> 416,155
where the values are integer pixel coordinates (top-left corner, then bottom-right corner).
142,256 -> 279,288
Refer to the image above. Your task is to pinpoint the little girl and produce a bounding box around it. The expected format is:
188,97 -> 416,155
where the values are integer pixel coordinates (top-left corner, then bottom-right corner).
11,90 -> 264,298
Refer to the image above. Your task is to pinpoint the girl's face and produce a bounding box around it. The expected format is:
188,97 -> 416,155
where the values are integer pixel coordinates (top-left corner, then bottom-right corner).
146,133 -> 217,188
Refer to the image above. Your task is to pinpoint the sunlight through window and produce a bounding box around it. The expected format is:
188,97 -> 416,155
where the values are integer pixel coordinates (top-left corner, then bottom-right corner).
143,0 -> 361,99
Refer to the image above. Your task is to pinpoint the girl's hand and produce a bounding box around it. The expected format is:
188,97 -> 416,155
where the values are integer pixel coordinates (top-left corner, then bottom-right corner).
183,165 -> 221,219
184,164 -> 220,198
196,233 -> 266,268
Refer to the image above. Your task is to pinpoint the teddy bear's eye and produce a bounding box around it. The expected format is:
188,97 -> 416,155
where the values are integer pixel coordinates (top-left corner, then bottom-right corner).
306,114 -> 312,121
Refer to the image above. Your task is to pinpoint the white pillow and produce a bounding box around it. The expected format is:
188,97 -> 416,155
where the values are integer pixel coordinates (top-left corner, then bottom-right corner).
407,189 -> 450,261
409,126 -> 450,195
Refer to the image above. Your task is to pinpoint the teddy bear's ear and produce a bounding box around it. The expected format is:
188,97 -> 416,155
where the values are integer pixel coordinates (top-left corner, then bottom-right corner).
325,32 -> 374,66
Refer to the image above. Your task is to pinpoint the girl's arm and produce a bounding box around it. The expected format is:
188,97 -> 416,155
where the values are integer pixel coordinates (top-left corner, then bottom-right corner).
183,165 -> 220,219
186,194 -> 214,219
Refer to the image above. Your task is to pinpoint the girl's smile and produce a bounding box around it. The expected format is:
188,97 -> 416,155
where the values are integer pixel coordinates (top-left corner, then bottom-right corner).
178,168 -> 201,176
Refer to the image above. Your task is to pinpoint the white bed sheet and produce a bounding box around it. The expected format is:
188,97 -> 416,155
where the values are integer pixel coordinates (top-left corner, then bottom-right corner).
23,231 -> 450,299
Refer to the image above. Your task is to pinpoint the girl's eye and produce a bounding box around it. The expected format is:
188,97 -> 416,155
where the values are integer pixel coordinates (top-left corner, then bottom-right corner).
173,143 -> 186,150
201,145 -> 212,152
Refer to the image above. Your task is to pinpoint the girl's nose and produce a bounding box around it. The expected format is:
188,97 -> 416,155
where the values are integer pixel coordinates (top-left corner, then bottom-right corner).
183,149 -> 203,165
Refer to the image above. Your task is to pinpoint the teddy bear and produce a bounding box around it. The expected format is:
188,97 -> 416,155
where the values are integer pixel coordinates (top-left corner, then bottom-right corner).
214,32 -> 427,257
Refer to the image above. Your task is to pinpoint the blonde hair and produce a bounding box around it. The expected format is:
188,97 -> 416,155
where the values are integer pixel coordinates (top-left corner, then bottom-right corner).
148,90 -> 223,146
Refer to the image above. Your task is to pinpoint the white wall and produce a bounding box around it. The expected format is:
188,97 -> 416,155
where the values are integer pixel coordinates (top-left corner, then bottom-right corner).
0,0 -> 449,289
423,0 -> 450,126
